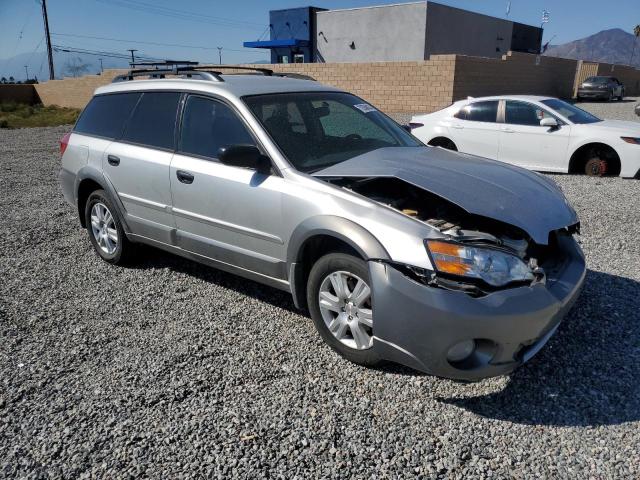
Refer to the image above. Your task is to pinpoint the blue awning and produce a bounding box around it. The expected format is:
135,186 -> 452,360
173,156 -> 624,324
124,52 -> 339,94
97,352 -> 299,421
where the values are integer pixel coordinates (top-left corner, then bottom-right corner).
243,39 -> 310,49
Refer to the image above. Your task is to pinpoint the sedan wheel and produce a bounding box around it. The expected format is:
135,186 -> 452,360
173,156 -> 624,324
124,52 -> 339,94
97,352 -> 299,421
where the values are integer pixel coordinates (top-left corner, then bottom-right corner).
318,271 -> 373,350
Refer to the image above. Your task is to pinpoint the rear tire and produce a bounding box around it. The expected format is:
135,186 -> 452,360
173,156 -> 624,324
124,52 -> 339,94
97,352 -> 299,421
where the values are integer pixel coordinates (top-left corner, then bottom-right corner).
84,189 -> 134,264
307,253 -> 382,368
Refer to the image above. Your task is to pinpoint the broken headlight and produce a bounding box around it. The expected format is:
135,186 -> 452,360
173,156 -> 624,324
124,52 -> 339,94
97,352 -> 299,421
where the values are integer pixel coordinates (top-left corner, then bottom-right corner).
426,240 -> 534,287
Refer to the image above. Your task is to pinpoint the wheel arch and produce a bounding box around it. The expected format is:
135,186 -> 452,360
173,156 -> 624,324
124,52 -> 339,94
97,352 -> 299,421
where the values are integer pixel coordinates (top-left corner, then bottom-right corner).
427,136 -> 458,151
568,141 -> 621,176
286,216 -> 390,310
75,167 -> 130,231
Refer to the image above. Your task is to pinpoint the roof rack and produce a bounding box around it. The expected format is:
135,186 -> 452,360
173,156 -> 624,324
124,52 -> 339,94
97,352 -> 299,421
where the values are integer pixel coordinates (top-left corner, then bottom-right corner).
112,61 -> 315,83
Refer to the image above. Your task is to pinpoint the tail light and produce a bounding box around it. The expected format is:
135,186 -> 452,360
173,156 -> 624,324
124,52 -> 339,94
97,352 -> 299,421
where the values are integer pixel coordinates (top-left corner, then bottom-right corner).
60,132 -> 71,156
409,122 -> 424,130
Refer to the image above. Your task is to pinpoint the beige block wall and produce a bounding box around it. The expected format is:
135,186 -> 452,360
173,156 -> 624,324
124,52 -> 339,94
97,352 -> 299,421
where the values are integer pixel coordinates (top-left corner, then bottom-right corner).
453,51 -> 579,100
244,56 -> 457,113
28,53 -> 640,115
34,70 -> 127,108
573,61 -> 599,96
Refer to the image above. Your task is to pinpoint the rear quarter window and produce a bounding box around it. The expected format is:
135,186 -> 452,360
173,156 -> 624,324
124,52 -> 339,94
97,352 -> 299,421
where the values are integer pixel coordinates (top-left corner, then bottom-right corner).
74,93 -> 141,139
121,92 -> 181,150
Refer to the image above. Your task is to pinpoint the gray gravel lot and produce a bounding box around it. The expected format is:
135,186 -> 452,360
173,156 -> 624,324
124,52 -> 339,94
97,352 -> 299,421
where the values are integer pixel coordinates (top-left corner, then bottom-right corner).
1,98 -> 640,478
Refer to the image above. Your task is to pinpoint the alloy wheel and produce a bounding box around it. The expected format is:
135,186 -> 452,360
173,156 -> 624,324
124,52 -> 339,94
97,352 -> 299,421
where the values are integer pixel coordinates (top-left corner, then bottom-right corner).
90,202 -> 118,255
318,271 -> 373,350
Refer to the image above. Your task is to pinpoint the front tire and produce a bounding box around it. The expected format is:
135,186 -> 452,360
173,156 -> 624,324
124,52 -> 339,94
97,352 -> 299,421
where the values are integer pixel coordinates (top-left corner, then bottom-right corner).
84,189 -> 133,264
307,253 -> 382,368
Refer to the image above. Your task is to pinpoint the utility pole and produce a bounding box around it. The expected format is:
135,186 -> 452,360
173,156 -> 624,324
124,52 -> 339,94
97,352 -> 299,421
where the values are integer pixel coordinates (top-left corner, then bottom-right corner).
217,47 -> 223,65
41,0 -> 55,80
24,65 -> 29,81
127,49 -> 138,64
99,58 -> 104,73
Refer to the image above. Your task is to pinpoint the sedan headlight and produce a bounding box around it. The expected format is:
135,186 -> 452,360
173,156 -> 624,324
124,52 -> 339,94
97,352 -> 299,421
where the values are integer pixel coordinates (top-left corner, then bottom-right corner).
621,136 -> 640,145
426,240 -> 534,287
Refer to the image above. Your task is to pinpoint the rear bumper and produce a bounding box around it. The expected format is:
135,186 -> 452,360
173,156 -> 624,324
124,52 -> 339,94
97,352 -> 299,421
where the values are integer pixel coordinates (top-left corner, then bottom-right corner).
59,167 -> 76,207
370,235 -> 586,380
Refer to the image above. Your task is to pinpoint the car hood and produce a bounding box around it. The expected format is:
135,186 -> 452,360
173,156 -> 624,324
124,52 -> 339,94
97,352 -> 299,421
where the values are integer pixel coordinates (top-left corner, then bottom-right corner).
313,147 -> 578,245
581,119 -> 640,134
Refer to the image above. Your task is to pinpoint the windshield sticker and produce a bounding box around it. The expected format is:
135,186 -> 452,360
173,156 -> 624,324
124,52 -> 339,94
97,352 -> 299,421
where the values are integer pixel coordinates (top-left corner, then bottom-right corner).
353,103 -> 377,113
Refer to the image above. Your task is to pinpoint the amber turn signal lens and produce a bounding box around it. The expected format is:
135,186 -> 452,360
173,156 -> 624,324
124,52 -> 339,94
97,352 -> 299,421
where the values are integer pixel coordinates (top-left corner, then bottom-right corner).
426,240 -> 473,276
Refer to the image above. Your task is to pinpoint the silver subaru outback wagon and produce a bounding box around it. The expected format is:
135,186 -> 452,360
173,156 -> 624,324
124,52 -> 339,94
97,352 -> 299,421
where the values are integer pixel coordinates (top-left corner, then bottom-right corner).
59,66 -> 586,380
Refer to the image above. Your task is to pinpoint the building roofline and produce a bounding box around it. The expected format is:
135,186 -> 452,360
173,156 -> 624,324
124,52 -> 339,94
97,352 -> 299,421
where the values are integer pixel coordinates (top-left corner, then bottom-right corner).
316,1 -> 424,14
426,1 -> 541,30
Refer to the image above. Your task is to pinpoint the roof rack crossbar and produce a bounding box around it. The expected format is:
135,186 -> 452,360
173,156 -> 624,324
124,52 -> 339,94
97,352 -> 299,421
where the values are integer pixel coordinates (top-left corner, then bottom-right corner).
178,65 -> 274,76
112,61 -> 314,83
112,67 -> 224,83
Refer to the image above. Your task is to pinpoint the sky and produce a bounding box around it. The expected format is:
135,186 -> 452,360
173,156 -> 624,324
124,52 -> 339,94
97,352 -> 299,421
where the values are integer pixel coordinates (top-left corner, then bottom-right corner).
1,0 -> 639,80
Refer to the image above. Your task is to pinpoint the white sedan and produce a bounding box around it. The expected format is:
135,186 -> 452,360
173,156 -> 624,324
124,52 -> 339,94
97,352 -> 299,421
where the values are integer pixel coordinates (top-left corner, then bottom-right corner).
410,95 -> 640,178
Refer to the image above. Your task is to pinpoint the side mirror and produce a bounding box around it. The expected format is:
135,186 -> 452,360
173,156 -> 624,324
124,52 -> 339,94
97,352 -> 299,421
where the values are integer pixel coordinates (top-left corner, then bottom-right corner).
540,117 -> 558,128
218,145 -> 271,174
635,104 -> 640,117
401,124 -> 412,132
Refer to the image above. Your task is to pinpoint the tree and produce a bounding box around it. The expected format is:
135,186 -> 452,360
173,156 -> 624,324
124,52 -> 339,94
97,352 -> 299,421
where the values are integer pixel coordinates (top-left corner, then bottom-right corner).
8,76 -> 15,84
0,77 -> 6,84
631,25 -> 640,66
64,56 -> 90,78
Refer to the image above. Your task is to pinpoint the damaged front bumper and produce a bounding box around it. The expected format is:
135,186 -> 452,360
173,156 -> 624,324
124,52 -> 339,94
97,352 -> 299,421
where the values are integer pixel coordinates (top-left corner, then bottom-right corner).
370,235 -> 586,380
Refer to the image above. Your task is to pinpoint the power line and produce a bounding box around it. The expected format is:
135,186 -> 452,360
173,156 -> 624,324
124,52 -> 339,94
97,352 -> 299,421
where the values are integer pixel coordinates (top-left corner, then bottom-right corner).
52,44 -> 162,62
50,32 -> 266,53
93,0 -> 265,30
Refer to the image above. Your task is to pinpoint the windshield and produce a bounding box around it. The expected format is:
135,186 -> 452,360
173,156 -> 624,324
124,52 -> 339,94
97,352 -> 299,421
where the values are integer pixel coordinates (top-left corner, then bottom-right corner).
541,99 -> 602,124
244,92 -> 421,172
584,76 -> 610,84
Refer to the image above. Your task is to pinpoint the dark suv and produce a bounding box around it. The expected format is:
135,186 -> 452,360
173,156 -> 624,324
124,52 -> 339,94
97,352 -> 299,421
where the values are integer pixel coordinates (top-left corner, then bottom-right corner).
577,76 -> 625,102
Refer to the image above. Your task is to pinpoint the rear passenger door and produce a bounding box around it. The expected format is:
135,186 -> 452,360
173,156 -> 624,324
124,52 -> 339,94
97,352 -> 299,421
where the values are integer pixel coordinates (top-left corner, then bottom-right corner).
450,100 -> 500,159
103,91 -> 181,244
169,95 -> 286,280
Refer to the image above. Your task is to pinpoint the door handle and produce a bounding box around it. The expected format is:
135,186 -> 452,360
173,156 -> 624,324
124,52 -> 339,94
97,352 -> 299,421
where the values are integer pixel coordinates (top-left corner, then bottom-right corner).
107,154 -> 120,166
502,127 -> 515,133
451,124 -> 464,129
176,170 -> 194,184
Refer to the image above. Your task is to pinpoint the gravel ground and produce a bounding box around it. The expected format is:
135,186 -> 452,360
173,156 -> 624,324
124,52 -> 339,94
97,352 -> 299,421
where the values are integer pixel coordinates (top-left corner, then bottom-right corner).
1,99 -> 639,478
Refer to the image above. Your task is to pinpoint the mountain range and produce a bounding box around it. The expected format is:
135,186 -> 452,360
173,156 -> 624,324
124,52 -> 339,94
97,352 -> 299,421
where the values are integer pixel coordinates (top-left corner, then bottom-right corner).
544,28 -> 640,67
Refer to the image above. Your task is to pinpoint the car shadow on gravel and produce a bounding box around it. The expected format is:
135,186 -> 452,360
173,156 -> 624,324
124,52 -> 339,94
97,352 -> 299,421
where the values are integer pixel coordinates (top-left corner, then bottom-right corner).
438,269 -> 640,427
130,246 -> 300,314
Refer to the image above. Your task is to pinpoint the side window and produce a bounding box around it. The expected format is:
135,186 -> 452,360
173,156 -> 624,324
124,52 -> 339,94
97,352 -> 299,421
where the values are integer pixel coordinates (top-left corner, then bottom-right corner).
505,101 -> 553,126
121,92 -> 181,150
455,101 -> 499,123
74,93 -> 141,139
179,96 -> 255,159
